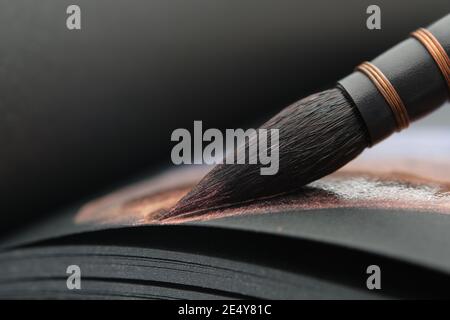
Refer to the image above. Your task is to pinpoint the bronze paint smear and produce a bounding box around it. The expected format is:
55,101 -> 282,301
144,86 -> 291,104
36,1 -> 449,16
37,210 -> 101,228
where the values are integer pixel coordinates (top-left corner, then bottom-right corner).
76,129 -> 450,225
76,162 -> 450,226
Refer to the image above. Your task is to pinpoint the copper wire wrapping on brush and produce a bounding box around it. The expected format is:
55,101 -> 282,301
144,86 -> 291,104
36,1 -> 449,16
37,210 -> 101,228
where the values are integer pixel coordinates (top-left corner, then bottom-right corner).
356,61 -> 410,131
411,28 -> 450,94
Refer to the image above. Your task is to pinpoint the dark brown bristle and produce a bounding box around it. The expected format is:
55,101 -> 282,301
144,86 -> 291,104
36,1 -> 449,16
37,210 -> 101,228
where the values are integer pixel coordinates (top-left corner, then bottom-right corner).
165,87 -> 370,220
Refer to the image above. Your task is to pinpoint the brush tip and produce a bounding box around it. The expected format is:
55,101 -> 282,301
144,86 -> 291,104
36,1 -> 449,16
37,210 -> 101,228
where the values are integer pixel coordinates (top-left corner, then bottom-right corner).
166,88 -> 370,219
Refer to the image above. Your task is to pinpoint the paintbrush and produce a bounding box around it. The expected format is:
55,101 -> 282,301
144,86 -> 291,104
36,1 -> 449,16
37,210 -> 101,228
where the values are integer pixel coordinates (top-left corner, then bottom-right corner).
166,14 -> 450,219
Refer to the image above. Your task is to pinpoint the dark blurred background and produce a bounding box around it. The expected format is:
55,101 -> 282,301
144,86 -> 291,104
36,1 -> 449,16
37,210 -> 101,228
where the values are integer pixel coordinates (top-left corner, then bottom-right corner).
0,0 -> 449,233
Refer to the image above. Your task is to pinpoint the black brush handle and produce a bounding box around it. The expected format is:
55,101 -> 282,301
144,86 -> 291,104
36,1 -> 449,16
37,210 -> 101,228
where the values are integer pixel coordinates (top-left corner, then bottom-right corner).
339,14 -> 450,145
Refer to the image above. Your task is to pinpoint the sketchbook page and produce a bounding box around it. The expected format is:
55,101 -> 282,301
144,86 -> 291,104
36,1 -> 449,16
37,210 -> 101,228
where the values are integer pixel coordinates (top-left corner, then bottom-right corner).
2,128 -> 450,273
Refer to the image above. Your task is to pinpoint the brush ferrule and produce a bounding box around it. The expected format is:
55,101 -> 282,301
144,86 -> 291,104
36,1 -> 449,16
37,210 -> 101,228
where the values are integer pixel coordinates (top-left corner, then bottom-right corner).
339,14 -> 450,146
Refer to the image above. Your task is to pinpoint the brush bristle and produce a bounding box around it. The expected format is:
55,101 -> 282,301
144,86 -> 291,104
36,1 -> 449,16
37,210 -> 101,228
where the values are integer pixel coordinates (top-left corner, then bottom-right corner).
164,87 -> 370,220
